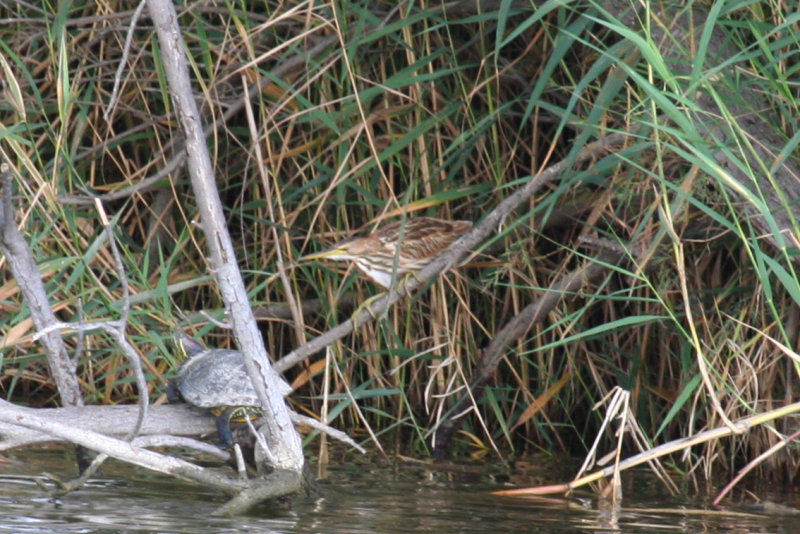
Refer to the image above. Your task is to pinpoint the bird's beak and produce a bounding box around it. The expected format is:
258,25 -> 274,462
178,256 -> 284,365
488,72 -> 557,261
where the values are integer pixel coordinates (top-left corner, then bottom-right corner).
300,237 -> 356,261
299,246 -> 348,262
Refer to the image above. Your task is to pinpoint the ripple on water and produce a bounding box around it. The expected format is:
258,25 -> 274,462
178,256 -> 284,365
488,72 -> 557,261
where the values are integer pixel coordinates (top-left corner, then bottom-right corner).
3,452 -> 800,533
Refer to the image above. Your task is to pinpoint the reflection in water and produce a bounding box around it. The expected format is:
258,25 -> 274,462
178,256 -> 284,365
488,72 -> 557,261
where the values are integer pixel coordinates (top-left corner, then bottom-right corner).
1,450 -> 799,533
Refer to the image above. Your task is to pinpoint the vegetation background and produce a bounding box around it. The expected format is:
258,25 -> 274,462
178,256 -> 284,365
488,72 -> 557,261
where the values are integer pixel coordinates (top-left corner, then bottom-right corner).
1,0 -> 799,482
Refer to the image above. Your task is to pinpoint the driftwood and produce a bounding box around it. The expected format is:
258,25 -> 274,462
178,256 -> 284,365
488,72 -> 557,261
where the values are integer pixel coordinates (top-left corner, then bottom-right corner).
0,399 -> 263,498
0,404 -> 218,451
0,402 -> 363,456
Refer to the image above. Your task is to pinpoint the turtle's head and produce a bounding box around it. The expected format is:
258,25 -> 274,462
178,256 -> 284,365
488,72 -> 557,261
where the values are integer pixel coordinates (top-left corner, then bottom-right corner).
173,330 -> 205,359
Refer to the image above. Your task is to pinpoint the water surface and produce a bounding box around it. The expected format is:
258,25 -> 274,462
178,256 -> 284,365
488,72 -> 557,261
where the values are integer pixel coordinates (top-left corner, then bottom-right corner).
2,449 -> 799,533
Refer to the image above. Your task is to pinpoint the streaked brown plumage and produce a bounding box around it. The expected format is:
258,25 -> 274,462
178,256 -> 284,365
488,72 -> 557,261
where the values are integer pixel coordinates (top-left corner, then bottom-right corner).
302,216 -> 472,289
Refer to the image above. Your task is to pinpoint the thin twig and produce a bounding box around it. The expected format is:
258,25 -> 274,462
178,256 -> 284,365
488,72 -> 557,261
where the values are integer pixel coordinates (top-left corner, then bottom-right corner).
104,0 -> 147,120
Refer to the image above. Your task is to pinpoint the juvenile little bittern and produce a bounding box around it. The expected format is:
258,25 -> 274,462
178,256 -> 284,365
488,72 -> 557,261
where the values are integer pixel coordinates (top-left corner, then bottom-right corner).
302,216 -> 472,289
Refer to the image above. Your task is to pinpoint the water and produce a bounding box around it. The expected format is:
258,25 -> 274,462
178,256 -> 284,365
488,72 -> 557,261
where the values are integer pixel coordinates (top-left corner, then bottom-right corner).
2,449 -> 799,533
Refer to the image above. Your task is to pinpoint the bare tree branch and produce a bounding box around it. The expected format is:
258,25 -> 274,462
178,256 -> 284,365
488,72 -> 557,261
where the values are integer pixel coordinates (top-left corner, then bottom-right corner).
144,0 -> 303,483
433,250 -> 625,453
274,133 -> 628,373
0,162 -> 83,409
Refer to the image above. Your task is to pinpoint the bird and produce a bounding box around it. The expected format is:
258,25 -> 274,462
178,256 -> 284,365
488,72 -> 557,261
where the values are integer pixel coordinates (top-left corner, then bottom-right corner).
301,216 -> 473,290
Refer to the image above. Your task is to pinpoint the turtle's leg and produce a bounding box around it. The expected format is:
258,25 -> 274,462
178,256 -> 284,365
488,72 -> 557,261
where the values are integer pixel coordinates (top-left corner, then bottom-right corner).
214,408 -> 235,448
166,381 -> 183,404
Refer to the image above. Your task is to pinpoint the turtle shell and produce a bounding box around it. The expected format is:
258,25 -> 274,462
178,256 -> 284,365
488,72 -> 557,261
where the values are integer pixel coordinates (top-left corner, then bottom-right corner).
174,347 -> 260,410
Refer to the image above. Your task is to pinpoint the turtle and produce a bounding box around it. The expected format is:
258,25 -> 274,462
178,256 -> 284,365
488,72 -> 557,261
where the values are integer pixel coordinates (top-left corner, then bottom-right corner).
167,331 -> 263,448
